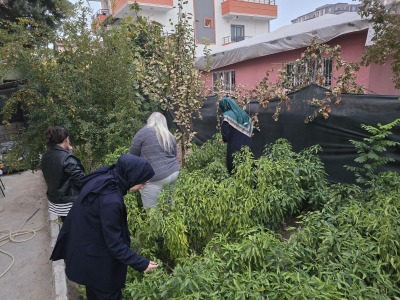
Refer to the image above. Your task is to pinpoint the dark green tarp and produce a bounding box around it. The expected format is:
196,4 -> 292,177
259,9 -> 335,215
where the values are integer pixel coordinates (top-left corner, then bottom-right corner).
165,84 -> 400,184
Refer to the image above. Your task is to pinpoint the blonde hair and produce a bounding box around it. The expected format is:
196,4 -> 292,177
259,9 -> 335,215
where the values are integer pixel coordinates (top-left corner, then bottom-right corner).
146,112 -> 174,152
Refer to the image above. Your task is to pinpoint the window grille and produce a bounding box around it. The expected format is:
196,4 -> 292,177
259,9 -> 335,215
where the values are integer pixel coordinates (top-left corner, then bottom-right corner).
212,70 -> 236,93
283,57 -> 333,88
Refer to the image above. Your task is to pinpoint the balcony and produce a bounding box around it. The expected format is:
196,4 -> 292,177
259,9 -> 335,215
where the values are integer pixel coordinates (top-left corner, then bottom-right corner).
92,9 -> 111,23
113,0 -> 174,19
221,0 -> 278,20
223,36 -> 252,45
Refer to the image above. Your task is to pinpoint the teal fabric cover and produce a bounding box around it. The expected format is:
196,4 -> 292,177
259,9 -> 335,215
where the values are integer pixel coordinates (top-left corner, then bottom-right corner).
218,97 -> 250,129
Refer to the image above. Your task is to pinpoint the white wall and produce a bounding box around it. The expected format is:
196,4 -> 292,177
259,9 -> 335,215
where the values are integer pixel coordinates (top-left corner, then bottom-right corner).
213,0 -> 270,47
106,0 -> 271,54
120,0 -> 194,33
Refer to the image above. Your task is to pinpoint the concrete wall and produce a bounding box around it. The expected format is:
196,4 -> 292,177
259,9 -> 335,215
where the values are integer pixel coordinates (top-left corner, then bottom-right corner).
194,0 -> 216,44
108,0 -> 272,53
0,122 -> 24,143
140,0 -> 195,34
203,30 -> 400,96
368,57 -> 399,96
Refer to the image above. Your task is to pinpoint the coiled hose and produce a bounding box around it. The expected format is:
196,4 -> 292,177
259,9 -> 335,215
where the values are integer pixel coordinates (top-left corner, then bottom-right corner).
0,210 -> 61,279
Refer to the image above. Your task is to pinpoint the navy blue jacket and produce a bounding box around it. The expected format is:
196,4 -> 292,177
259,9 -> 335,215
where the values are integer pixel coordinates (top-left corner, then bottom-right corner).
222,121 -> 253,173
50,183 -> 149,290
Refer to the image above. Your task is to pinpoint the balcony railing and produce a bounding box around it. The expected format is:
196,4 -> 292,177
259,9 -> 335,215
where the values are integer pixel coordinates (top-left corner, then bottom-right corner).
223,36 -> 252,44
222,0 -> 276,4
92,9 -> 111,21
222,0 -> 277,19
114,0 -> 174,15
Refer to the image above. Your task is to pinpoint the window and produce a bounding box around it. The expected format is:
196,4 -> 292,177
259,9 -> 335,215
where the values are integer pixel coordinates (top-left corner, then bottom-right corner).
322,57 -> 333,86
231,25 -> 245,42
283,57 -> 333,88
204,18 -> 213,28
212,70 -> 236,93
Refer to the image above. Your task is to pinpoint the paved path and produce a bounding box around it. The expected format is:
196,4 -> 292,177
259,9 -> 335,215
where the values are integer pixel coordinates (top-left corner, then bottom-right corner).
0,171 -> 54,300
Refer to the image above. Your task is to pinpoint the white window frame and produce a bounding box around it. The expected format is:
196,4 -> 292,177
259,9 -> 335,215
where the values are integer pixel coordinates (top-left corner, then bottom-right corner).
283,57 -> 333,88
212,70 -> 236,93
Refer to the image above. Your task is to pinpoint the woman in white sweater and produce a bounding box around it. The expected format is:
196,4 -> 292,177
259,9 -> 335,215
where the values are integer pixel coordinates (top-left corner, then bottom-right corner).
129,112 -> 180,208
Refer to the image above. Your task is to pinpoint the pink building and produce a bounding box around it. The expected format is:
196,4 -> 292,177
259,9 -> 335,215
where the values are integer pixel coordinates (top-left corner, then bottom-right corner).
197,12 -> 399,96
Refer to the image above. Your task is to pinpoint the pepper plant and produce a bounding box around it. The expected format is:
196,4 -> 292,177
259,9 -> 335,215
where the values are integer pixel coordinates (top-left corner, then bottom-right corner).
86,120 -> 400,299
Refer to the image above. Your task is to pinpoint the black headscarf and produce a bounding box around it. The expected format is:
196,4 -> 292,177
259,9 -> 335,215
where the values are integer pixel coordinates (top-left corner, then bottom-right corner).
79,154 -> 155,204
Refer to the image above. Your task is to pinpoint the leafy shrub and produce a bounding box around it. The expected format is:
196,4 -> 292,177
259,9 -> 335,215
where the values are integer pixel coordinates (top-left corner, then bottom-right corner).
346,118 -> 400,184
97,146 -> 129,168
1,2 -> 163,171
124,137 -> 329,261
123,167 -> 400,299
76,121 -> 400,299
120,136 -> 328,264
184,133 -> 227,173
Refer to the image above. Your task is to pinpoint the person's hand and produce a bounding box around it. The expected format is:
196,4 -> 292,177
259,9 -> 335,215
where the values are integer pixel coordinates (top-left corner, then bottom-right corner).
144,261 -> 159,274
67,145 -> 73,153
219,139 -> 224,144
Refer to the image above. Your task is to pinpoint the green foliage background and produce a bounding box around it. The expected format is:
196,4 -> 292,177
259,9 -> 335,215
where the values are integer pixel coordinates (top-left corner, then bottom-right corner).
0,1 -> 163,171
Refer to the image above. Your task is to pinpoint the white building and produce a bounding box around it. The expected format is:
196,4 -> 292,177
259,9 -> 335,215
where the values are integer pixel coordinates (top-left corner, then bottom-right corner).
90,0 -> 278,52
291,3 -> 359,24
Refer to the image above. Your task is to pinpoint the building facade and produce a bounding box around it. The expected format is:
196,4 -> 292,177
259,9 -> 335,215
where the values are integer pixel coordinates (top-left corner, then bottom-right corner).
197,13 -> 399,96
90,0 -> 277,51
291,3 -> 359,24
382,0 -> 400,8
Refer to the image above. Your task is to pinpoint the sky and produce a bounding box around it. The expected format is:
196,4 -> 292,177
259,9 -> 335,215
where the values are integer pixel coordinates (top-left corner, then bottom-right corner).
71,0 -> 358,32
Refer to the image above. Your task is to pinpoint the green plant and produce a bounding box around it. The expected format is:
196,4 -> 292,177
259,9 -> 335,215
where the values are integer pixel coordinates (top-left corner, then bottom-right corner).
358,0 -> 400,90
184,133 -> 227,173
1,1 -> 162,171
346,118 -> 400,184
72,120 -> 400,299
138,0 -> 212,166
0,0 -> 72,31
121,136 -> 331,262
98,146 -> 129,168
76,285 -> 87,300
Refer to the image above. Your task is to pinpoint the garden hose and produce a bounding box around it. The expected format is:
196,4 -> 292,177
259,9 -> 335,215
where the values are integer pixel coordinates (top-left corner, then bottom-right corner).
0,211 -> 62,279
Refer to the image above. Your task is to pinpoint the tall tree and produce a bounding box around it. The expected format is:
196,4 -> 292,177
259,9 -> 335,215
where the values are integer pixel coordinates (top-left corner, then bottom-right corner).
0,0 -> 72,30
0,2 -> 162,171
137,0 -> 212,166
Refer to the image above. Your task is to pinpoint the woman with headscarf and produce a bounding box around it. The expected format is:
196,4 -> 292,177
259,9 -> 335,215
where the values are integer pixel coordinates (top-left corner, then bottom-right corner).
219,97 -> 254,173
50,154 -> 159,300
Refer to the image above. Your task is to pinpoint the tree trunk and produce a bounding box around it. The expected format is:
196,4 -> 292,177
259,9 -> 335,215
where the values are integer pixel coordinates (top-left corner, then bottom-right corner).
180,125 -> 186,167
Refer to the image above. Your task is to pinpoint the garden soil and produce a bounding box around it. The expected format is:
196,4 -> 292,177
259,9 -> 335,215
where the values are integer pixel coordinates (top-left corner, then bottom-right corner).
0,171 -> 54,300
